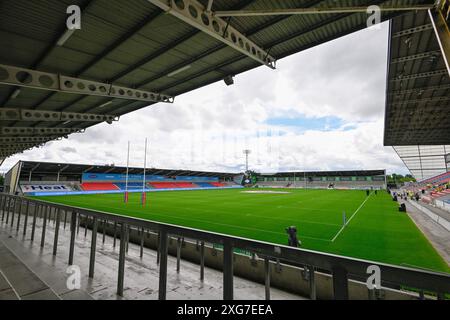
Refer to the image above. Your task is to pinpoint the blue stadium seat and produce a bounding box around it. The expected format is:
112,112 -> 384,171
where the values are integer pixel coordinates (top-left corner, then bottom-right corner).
114,182 -> 152,190
195,182 -> 214,188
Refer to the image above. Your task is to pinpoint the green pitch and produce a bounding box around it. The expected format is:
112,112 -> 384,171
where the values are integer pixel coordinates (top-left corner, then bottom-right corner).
34,188 -> 449,273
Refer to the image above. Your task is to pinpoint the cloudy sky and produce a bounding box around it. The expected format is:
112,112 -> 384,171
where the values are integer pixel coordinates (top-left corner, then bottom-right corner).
0,21 -> 407,175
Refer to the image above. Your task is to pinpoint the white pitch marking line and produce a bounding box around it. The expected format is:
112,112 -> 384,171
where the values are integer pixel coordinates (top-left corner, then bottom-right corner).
331,192 -> 373,242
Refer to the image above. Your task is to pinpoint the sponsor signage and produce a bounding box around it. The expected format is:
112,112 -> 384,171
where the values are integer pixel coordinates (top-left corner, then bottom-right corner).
22,185 -> 73,192
176,176 -> 218,182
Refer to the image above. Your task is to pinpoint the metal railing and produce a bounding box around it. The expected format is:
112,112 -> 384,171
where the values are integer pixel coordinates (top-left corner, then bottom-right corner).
0,193 -> 449,300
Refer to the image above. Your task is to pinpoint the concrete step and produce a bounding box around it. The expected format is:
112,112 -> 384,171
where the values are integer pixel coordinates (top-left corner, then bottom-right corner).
0,269 -> 19,300
0,240 -> 60,300
0,230 -> 94,300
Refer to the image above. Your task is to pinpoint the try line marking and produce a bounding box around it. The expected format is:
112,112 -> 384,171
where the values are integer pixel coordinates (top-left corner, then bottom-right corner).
331,192 -> 373,242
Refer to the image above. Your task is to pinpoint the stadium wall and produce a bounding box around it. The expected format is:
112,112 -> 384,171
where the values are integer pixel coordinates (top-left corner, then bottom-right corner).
4,161 -> 22,194
407,200 -> 450,231
435,199 -> 450,213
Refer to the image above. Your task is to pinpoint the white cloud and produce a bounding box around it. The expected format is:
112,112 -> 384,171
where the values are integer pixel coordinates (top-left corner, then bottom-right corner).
1,22 -> 407,175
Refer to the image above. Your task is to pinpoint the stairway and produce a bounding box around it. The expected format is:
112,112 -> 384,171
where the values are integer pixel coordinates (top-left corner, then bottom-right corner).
0,240 -> 60,300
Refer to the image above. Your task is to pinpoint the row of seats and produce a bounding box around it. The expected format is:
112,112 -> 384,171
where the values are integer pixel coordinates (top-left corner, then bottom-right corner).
80,181 -> 230,191
80,183 -> 119,191
150,182 -> 196,189
114,182 -> 151,190
210,182 -> 226,187
402,171 -> 450,202
420,171 -> 450,185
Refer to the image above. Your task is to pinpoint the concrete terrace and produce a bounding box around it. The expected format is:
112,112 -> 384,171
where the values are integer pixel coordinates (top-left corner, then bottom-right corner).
0,211 -> 303,300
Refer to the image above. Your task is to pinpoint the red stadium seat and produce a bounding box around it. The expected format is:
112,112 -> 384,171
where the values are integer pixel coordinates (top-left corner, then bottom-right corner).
81,182 -> 119,191
210,182 -> 226,187
149,182 -> 196,189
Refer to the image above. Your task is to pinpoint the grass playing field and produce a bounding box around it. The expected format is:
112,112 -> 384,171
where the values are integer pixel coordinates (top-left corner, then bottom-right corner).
34,188 -> 449,273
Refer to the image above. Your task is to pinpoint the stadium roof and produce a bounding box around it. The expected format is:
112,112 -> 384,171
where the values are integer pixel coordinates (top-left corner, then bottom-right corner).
393,145 -> 450,181
384,7 -> 450,146
14,160 -> 385,180
16,160 -> 238,178
0,0 -> 437,164
258,170 -> 386,177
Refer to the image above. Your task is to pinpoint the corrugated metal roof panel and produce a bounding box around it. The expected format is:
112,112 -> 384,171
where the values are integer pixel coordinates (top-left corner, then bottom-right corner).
0,0 -> 439,158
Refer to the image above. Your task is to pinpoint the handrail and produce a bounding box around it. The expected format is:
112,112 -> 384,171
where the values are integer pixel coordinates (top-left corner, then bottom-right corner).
1,193 -> 449,299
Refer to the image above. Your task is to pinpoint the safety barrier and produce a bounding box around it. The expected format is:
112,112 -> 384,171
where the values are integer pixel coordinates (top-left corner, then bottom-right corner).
0,193 -> 449,300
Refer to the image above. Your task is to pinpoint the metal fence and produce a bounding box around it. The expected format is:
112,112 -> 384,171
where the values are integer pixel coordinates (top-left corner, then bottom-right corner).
0,193 -> 449,300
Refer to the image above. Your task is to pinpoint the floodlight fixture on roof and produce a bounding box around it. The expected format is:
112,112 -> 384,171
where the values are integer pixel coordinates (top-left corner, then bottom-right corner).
167,65 -> 192,77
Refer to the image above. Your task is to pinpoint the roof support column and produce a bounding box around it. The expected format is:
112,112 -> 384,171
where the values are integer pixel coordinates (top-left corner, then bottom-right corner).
429,2 -> 450,75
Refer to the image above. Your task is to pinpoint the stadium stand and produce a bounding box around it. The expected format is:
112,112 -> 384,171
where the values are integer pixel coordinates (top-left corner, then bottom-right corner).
398,171 -> 450,211
4,161 -> 242,195
421,172 -> 450,186
255,171 -> 386,190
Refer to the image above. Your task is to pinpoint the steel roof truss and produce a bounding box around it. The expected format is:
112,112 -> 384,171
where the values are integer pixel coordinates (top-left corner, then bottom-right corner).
0,108 -> 119,123
0,127 -> 84,136
148,0 -> 276,69
0,64 -> 174,103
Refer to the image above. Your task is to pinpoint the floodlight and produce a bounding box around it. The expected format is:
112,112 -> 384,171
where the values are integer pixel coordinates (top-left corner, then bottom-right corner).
223,75 -> 234,86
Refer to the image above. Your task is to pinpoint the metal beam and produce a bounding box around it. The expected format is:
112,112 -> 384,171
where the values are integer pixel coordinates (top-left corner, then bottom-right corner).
147,0 -> 276,69
0,64 -> 174,103
390,96 -> 450,105
206,0 -> 214,12
83,166 -> 95,173
392,23 -> 433,38
391,50 -> 441,64
0,127 -> 84,136
0,136 -> 60,144
104,167 -> 116,174
390,84 -> 450,96
390,69 -> 448,81
0,150 -> 28,157
0,143 -> 43,149
429,4 -> 450,75
0,146 -> 34,153
214,5 -> 434,17
0,108 -> 118,123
